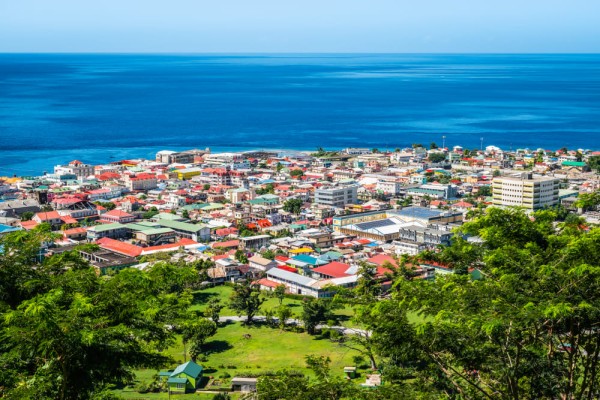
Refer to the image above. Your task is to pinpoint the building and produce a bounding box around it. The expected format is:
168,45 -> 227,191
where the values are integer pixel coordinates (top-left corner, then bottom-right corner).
314,185 -> 358,208
406,183 -> 458,200
54,160 -> 94,180
155,219 -> 211,242
87,223 -> 129,241
134,228 -> 176,246
155,149 -> 207,164
248,254 -> 278,271
492,173 -> 559,210
239,235 -> 271,250
159,361 -> 203,394
124,173 -> 157,191
101,209 -> 135,224
175,167 -> 203,181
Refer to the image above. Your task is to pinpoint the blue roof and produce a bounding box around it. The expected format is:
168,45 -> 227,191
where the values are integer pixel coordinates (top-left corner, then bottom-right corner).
394,207 -> 443,219
292,254 -> 327,266
0,224 -> 20,234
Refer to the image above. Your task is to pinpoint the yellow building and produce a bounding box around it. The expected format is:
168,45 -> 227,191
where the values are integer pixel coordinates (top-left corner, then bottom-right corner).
175,167 -> 202,180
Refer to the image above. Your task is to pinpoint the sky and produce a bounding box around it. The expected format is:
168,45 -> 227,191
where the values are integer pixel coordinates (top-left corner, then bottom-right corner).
0,0 -> 599,53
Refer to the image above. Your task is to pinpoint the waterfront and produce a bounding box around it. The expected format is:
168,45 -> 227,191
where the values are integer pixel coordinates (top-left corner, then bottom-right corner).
1,53 -> 600,175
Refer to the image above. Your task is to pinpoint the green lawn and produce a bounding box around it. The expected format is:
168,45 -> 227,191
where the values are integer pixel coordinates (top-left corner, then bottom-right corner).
112,321 -> 359,399
190,285 -> 355,323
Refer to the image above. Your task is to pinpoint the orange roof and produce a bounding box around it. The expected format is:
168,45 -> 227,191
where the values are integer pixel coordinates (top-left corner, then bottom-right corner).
96,238 -> 143,257
35,211 -> 61,221
63,227 -> 87,235
20,220 -> 39,230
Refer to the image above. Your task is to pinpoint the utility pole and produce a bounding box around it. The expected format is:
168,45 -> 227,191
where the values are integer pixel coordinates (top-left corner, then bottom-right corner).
480,137 -> 484,151
442,135 -> 446,149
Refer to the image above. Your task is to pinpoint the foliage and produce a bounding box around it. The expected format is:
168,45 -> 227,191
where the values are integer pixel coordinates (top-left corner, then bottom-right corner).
205,297 -> 224,325
300,298 -> 336,335
255,183 -> 275,195
273,284 -> 286,305
428,152 -> 447,163
290,169 -> 304,178
142,206 -> 159,220
94,201 -> 116,211
587,155 -> 600,173
276,305 -> 293,331
229,280 -> 265,324
20,211 -> 34,221
235,249 -> 249,264
182,318 -> 218,361
283,198 -> 304,214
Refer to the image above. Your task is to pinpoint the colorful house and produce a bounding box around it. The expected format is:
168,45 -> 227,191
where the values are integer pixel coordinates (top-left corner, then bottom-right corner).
160,360 -> 203,393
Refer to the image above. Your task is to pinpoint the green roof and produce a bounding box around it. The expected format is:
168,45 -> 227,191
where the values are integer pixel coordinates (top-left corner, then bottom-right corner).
90,223 -> 127,233
155,213 -> 184,221
167,377 -> 188,384
138,228 -> 174,236
171,361 -> 203,378
126,222 -> 161,231
158,219 -> 208,233
562,161 -> 587,167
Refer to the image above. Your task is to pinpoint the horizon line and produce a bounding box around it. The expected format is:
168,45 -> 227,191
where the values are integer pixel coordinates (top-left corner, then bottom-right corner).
2,51 -> 600,56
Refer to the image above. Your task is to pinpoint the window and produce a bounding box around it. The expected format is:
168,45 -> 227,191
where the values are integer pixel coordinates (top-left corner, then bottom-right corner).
177,383 -> 185,389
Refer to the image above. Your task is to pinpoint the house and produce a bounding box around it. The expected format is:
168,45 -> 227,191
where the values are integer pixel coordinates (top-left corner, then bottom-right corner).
248,254 -> 278,271
101,209 -> 135,224
231,377 -> 258,393
159,360 -> 203,393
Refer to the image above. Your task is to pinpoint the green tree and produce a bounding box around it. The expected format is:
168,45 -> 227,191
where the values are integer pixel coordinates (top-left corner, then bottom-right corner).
273,284 -> 286,305
283,198 -> 303,214
290,169 -> 304,178
235,249 -> 249,264
205,298 -> 224,325
20,211 -> 34,221
276,305 -> 293,331
181,209 -> 190,219
428,152 -> 446,163
229,280 -> 265,325
182,319 -> 217,361
430,142 -> 438,149
587,155 -> 600,173
300,298 -> 335,335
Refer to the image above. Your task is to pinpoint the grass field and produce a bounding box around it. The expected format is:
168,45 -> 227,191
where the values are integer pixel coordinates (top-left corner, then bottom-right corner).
112,321 -> 360,399
190,284 -> 355,322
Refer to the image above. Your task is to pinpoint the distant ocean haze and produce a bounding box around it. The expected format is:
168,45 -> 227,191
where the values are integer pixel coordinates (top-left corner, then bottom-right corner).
0,53 -> 599,175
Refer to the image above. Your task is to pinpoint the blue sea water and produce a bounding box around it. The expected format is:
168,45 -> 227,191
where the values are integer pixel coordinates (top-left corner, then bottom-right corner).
1,53 -> 599,176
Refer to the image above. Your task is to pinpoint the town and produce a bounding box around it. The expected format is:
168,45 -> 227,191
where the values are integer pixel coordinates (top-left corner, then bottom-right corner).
1,144 -> 599,397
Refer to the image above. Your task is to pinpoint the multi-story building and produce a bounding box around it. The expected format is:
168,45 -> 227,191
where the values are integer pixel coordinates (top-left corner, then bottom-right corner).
492,173 -> 559,210
314,185 -> 358,208
407,183 -> 458,200
54,160 -> 94,180
124,173 -> 157,191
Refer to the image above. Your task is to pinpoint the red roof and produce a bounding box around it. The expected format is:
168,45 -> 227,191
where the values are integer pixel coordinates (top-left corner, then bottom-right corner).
211,239 -> 240,249
35,211 -> 61,221
142,238 -> 198,253
96,238 -> 143,257
312,261 -> 351,278
63,227 -> 87,235
60,215 -> 78,225
367,254 -> 397,276
277,265 -> 298,273
256,278 -> 283,289
103,209 -> 134,218
20,220 -> 39,230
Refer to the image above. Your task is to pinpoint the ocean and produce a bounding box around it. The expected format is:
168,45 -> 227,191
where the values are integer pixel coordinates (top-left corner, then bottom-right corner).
1,53 -> 599,176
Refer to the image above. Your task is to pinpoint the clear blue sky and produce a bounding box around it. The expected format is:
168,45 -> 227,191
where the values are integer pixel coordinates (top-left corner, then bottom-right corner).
1,0 -> 598,53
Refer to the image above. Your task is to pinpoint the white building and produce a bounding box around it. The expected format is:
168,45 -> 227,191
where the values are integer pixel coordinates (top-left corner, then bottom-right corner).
492,173 -> 559,210
314,185 -> 358,208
